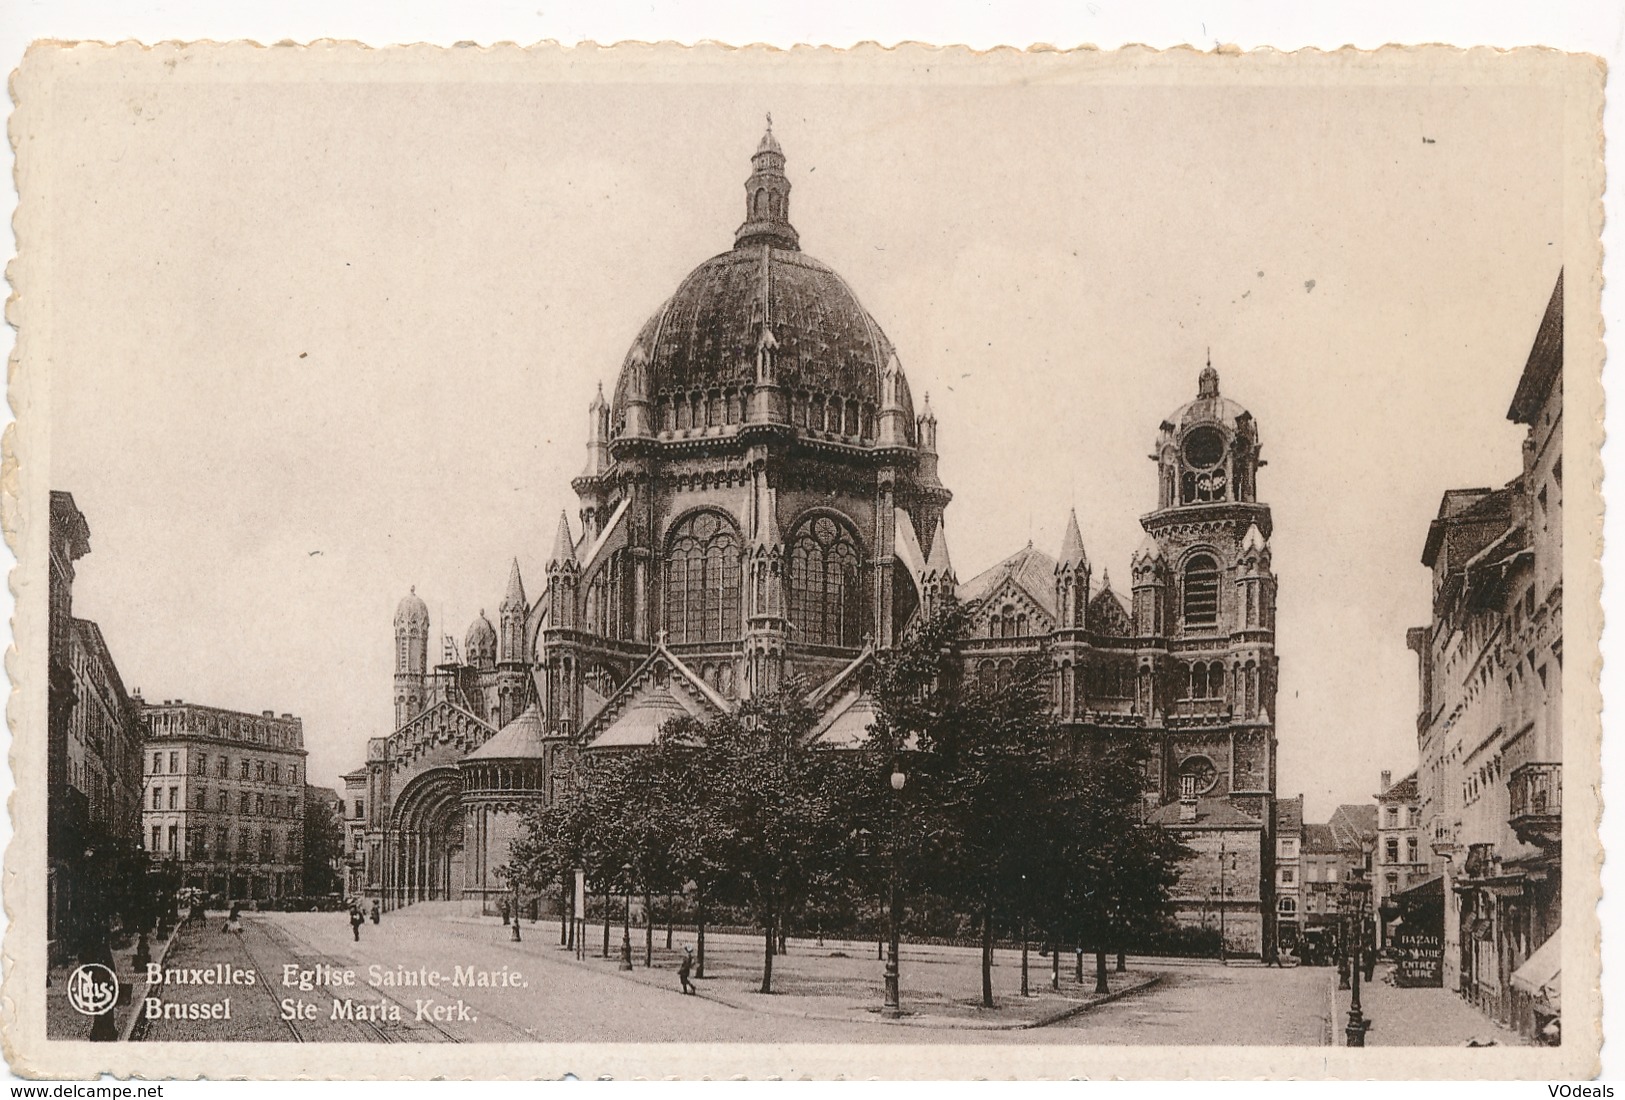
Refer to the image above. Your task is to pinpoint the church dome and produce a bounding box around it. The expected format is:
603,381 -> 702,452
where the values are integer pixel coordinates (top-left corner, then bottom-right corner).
394,587 -> 429,629
1161,362 -> 1252,438
465,611 -> 497,666
610,121 -> 914,441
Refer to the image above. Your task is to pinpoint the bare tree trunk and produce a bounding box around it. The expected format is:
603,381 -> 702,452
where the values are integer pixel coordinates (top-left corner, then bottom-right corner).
1051,940 -> 1060,992
696,889 -> 707,978
1020,918 -> 1030,997
1116,950 -> 1126,973
1094,948 -> 1109,994
559,885 -> 568,946
666,892 -> 673,950
760,916 -> 776,995
643,891 -> 653,968
1074,941 -> 1084,983
601,890 -> 610,958
981,904 -> 995,1009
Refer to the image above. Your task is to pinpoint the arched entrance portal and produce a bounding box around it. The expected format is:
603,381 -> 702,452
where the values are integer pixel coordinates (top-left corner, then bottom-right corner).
387,767 -> 465,907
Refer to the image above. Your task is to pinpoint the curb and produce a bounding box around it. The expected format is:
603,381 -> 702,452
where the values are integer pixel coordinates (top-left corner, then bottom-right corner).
121,923 -> 185,1043
677,974 -> 1162,1032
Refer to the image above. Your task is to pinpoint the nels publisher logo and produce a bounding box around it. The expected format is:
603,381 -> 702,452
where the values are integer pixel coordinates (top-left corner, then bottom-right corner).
66,964 -> 119,1016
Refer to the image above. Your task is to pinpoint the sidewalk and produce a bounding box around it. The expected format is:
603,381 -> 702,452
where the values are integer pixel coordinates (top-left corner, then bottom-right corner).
1331,962 -> 1530,1046
451,915 -> 1158,1030
45,921 -> 184,1041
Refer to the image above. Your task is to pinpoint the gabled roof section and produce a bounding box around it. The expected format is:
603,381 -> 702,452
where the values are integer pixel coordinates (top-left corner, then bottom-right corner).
391,697 -> 494,741
1328,803 -> 1378,848
958,542 -> 1059,617
1088,588 -> 1132,637
466,703 -> 554,760
809,688 -> 882,748
1302,823 -> 1340,854
805,644 -> 875,711
581,644 -> 732,749
1377,770 -> 1420,803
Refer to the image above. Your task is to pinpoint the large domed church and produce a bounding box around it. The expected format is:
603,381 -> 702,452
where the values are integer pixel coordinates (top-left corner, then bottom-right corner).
345,122 -> 1282,955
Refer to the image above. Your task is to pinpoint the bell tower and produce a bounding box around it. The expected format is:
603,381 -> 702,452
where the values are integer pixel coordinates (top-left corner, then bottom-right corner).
1141,359 -> 1276,816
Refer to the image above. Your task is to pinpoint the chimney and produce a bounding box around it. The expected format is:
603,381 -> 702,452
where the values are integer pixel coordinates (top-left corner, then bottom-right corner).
1179,796 -> 1198,824
1380,769 -> 1392,793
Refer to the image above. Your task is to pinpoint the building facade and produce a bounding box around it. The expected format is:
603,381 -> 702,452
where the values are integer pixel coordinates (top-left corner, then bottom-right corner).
137,699 -> 308,902
1408,272 -> 1563,1039
346,124 -> 1282,951
1274,795 -> 1304,949
1373,769 -> 1428,949
48,491 -> 146,963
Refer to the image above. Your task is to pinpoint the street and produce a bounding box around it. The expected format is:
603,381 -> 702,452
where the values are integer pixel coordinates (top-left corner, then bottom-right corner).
135,908 -> 1342,1046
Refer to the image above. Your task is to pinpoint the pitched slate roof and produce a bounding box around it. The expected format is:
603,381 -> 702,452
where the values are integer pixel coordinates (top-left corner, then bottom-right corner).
957,542 -> 1060,617
1146,797 -> 1262,828
1377,770 -> 1420,802
1275,795 -> 1304,834
1302,823 -> 1341,854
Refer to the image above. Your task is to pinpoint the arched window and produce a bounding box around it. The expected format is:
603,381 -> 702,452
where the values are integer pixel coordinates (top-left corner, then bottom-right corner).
754,188 -> 768,217
1183,554 -> 1220,628
663,512 -> 741,643
788,516 -> 863,647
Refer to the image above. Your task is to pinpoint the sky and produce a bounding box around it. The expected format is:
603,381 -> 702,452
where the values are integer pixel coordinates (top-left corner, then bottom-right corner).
38,53 -> 1566,818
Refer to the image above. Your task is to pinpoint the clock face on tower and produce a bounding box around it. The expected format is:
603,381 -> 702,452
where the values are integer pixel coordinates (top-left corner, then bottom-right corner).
1182,426 -> 1226,470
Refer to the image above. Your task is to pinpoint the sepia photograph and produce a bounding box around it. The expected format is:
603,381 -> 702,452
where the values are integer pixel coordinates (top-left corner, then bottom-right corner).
5,40 -> 1603,1080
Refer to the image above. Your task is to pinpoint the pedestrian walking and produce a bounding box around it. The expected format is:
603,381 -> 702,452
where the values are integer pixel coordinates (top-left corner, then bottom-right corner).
677,946 -> 695,995
370,900 -> 380,925
223,902 -> 242,935
350,904 -> 364,942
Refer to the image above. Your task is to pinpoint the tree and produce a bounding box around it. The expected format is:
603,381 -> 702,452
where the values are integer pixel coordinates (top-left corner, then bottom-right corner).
301,788 -> 344,896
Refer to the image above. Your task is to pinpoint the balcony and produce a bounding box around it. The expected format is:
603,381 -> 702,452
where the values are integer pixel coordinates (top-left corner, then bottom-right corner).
1507,761 -> 1561,849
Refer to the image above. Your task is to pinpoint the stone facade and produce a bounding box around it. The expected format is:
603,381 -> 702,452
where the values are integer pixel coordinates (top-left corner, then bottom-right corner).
346,124 -> 1281,942
1408,271 -> 1563,1039
137,699 -> 308,901
1373,769 -> 1427,949
48,492 -> 146,963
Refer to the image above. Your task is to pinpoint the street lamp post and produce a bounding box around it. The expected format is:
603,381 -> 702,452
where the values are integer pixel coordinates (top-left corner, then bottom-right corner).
619,863 -> 634,972
510,876 -> 522,943
883,762 -> 906,1019
1344,846 -> 1374,1046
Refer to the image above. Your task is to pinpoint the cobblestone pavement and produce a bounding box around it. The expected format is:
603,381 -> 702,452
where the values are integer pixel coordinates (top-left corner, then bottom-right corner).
1331,963 -> 1530,1047
1050,960 -> 1332,1045
135,909 -> 1338,1045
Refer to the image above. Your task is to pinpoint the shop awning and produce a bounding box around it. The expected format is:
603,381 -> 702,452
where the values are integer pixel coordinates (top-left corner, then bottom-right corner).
1395,874 -> 1444,903
1510,928 -> 1561,1010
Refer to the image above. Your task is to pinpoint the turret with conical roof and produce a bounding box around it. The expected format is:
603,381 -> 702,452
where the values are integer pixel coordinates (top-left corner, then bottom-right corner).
1054,508 -> 1091,630
546,512 -> 579,632
921,518 -> 957,617
499,558 -> 528,664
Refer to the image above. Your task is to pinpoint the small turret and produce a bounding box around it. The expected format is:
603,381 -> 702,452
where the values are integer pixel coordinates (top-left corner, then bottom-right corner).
465,611 -> 497,669
1130,535 -> 1168,637
734,115 -> 799,252
393,586 -> 430,728
546,512 -> 579,631
499,558 -> 528,663
582,384 -> 611,477
921,518 -> 957,616
1055,508 -> 1091,630
877,353 -> 913,449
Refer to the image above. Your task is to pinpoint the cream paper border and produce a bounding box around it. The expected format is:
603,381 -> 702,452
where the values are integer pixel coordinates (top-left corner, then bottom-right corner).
1,40 -> 1604,1080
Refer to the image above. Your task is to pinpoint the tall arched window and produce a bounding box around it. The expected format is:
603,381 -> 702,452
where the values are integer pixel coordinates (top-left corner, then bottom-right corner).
788,515 -> 862,647
663,512 -> 741,643
1182,554 -> 1220,628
